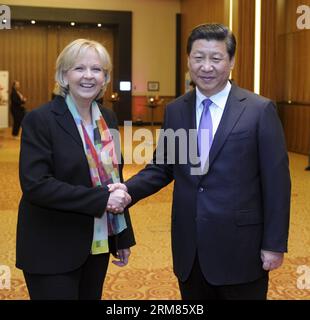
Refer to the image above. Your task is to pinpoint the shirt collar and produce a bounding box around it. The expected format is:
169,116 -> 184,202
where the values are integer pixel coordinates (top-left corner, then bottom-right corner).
195,81 -> 232,110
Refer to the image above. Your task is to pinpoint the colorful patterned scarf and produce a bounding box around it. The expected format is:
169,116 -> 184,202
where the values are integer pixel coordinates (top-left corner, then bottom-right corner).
66,94 -> 127,254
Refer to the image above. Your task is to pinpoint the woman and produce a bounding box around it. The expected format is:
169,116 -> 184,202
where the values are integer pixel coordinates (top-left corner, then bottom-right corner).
16,39 -> 135,300
10,80 -> 27,139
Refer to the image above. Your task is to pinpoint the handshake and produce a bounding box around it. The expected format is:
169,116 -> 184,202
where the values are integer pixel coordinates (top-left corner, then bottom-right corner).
106,183 -> 131,214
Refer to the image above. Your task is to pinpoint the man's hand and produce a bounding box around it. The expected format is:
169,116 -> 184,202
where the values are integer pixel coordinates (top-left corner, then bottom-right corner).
261,249 -> 284,271
112,248 -> 131,267
106,187 -> 131,213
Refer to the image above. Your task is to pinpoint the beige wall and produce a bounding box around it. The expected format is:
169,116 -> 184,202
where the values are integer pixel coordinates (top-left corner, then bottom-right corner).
4,0 -> 180,96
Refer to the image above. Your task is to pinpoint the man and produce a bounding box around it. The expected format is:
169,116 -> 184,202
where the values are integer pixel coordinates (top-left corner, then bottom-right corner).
109,24 -> 291,299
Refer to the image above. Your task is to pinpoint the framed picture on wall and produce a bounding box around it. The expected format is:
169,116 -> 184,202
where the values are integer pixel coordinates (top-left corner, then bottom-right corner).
147,81 -> 160,91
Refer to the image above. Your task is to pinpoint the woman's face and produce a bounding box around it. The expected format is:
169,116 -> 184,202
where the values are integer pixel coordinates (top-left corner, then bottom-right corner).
64,48 -> 106,106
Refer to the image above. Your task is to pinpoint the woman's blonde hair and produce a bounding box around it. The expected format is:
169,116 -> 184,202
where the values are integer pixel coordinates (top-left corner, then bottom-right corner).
55,39 -> 112,99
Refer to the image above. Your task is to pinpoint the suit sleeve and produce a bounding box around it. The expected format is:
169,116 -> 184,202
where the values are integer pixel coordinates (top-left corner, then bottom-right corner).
125,108 -> 174,205
258,101 -> 291,252
19,109 -> 110,218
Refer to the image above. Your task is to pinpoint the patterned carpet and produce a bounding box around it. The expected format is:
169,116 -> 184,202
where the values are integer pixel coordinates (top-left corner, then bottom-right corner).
0,127 -> 309,300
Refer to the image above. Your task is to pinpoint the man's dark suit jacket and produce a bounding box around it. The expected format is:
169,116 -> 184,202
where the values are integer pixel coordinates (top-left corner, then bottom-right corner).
16,95 -> 135,274
126,83 -> 291,285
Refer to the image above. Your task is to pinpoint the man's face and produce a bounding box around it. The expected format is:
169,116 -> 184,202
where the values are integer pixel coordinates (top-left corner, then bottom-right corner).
188,39 -> 235,97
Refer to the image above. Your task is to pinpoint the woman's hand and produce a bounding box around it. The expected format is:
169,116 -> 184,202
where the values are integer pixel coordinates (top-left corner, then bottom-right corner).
112,248 -> 131,267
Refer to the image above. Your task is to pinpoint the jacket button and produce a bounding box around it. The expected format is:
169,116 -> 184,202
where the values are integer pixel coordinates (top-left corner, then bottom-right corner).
198,187 -> 204,192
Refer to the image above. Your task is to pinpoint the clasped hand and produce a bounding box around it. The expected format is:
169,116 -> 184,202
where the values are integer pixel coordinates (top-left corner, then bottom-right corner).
106,183 -> 131,213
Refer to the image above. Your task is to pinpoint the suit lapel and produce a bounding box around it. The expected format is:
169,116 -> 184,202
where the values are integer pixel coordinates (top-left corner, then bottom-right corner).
51,96 -> 83,147
180,90 -> 197,132
180,91 -> 202,182
206,84 -> 247,172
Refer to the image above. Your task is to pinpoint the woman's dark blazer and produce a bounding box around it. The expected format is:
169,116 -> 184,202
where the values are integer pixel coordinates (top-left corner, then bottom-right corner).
16,95 -> 135,274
